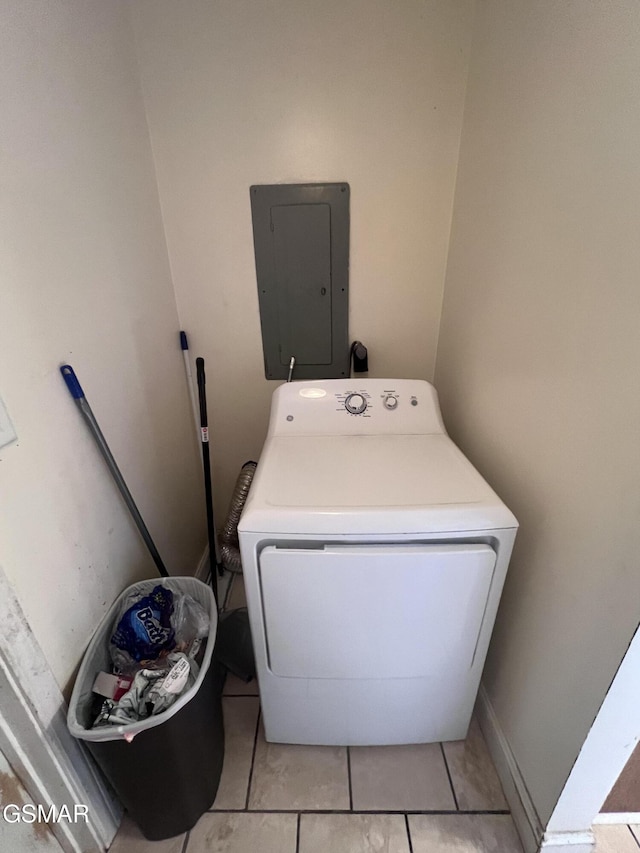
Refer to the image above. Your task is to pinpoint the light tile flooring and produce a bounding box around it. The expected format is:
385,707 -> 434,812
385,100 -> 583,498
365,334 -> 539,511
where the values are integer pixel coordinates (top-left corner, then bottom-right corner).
108,577 -> 640,853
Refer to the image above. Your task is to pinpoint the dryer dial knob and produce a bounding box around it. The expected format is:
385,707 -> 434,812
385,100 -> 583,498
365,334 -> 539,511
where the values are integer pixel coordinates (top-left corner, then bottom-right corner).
383,395 -> 398,410
345,393 -> 367,415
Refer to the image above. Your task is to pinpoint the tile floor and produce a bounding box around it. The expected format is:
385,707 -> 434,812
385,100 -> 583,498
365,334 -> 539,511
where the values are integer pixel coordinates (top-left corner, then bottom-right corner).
107,577 -> 640,852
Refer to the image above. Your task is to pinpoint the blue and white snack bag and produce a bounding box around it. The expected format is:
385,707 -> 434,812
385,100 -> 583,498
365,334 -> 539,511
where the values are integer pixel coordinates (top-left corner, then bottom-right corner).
110,585 -> 175,664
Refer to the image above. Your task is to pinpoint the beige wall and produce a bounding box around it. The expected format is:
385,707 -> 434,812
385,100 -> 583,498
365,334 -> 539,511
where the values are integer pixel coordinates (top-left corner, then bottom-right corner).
7,2 -> 635,826
434,0 -> 640,827
0,0 -> 204,688
130,0 -> 475,515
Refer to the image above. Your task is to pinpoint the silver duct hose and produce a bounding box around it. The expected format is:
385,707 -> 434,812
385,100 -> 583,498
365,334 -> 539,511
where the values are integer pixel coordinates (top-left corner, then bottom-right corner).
220,461 -> 257,574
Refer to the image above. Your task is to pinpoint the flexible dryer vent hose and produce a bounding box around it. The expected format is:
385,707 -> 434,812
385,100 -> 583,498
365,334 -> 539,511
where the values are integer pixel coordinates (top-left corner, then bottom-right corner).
220,461 -> 257,574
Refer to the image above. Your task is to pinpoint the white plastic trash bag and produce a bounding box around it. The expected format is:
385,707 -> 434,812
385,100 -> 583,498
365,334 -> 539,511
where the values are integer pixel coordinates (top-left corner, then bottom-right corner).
67,577 -> 216,743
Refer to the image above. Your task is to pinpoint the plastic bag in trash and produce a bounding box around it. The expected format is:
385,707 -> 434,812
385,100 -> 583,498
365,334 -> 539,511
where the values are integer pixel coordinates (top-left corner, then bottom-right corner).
68,577 -> 216,746
171,593 -> 209,650
108,587 -> 210,677
110,585 -> 175,665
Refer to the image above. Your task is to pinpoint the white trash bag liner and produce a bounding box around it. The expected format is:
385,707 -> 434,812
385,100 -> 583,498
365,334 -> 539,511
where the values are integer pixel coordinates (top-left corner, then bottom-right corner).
68,577 -> 216,743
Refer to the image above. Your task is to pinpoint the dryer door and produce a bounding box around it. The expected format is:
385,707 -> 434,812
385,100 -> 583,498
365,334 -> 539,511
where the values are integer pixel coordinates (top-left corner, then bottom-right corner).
259,543 -> 496,679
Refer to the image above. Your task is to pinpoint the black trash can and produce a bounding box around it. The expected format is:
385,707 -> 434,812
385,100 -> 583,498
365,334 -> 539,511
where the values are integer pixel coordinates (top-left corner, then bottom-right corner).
67,577 -> 224,841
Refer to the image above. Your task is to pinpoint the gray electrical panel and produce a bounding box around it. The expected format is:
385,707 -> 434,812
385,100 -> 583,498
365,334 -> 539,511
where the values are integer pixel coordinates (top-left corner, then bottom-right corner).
250,183 -> 349,380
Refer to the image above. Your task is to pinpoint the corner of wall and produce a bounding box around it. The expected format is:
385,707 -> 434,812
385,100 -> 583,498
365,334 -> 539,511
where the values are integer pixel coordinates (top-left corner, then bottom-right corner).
476,684 -> 543,853
432,0 -> 479,385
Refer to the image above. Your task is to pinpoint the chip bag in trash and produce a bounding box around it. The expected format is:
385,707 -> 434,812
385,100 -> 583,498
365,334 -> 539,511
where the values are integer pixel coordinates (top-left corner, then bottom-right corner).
110,585 -> 175,663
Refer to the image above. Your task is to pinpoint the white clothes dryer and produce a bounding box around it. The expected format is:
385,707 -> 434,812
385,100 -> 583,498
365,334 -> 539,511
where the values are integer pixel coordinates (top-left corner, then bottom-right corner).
238,379 -> 517,745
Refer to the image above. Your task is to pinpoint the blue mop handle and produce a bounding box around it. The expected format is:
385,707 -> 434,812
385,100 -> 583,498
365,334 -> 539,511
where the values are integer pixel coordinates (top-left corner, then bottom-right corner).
60,364 -> 85,399
59,363 -> 170,577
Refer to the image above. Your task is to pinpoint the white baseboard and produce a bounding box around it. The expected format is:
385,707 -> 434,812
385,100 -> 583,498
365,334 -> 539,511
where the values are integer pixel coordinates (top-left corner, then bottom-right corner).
593,812 -> 640,825
476,686 -> 598,853
194,545 -> 211,581
538,831 -> 594,853
476,684 -> 543,853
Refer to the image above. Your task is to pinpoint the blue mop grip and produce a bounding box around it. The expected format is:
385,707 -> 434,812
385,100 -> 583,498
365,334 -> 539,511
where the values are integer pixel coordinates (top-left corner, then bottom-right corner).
60,364 -> 85,400
180,330 -> 188,350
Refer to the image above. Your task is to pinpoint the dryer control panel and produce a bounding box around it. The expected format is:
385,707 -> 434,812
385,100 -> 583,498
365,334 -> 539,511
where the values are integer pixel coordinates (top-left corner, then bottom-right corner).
269,379 -> 446,437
